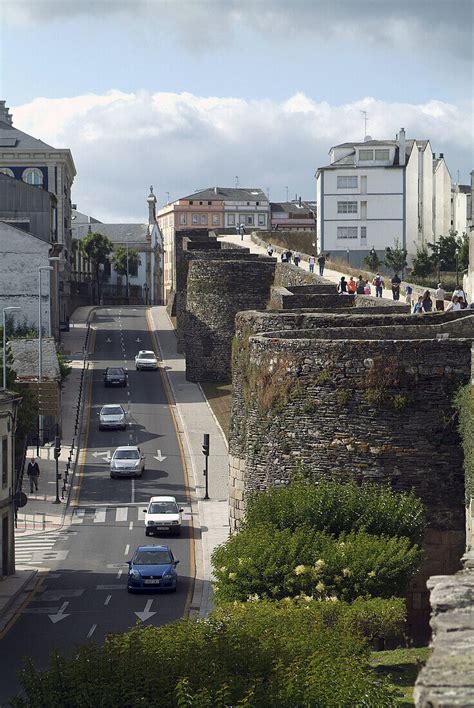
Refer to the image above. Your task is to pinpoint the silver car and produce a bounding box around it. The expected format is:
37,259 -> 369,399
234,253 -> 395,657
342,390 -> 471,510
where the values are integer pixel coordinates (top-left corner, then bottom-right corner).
110,446 -> 145,478
135,350 -> 158,371
99,404 -> 127,430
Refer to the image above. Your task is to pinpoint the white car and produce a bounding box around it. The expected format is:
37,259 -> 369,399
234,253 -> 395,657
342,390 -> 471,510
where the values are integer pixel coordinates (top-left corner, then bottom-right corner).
143,496 -> 183,536
99,404 -> 126,430
135,350 -> 158,371
110,446 -> 145,478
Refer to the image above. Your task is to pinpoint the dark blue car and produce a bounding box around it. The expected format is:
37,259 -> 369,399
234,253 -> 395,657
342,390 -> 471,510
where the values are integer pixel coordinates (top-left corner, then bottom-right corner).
127,545 -> 179,592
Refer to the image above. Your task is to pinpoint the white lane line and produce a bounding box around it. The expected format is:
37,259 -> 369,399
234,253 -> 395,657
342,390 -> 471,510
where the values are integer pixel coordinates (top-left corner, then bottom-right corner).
116,507 -> 128,522
94,508 -> 106,523
72,509 -> 85,524
124,544 -> 130,556
127,391 -> 130,396
104,595 -> 111,606
116,569 -> 123,579
131,478 -> 135,504
87,624 -> 97,638
129,521 -> 133,531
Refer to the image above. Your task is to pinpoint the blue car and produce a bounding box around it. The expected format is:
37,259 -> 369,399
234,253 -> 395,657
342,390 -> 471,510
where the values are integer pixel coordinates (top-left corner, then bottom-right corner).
127,545 -> 179,593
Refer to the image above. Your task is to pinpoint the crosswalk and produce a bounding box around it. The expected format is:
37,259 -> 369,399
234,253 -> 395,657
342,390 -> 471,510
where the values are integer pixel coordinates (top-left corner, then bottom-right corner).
71,505 -> 191,525
15,530 -> 71,565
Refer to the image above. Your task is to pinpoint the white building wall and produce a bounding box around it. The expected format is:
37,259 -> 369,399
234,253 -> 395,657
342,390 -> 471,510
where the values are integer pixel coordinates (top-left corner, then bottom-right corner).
452,190 -> 468,235
433,160 -> 452,239
405,145 -> 420,256
0,223 -> 51,332
421,144 -> 434,244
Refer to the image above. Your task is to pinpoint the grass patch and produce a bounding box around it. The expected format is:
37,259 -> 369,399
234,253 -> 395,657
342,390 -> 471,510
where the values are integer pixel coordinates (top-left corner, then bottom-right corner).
200,382 -> 232,440
370,646 -> 431,706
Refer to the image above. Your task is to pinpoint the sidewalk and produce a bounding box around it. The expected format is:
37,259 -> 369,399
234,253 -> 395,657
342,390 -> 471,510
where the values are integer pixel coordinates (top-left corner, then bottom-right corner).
148,307 -> 229,617
16,306 -> 95,534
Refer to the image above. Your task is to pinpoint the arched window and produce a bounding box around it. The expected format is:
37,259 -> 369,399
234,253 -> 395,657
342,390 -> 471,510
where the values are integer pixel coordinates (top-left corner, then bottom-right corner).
0,167 -> 14,178
22,168 -> 44,186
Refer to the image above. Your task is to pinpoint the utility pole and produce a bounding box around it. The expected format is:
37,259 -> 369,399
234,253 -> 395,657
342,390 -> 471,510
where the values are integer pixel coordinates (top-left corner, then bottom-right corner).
202,433 -> 210,500
360,110 -> 368,137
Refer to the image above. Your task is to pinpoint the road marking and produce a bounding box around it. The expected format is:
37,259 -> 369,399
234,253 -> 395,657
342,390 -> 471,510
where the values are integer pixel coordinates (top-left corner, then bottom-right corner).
72,509 -> 85,524
153,449 -> 167,462
127,391 -> 130,396
131,478 -> 135,504
135,599 -> 156,622
94,509 -> 106,523
124,544 -> 130,556
104,595 -> 111,606
129,521 -> 133,530
116,568 -> 123,579
49,601 -> 70,624
87,624 -> 97,638
96,584 -> 125,590
92,450 -> 111,462
116,508 -> 128,522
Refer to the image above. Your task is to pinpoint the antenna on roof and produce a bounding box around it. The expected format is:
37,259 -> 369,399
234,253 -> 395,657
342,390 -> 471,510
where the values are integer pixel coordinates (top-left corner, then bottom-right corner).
360,110 -> 369,139
285,186 -> 289,202
235,175 -> 239,188
266,187 -> 270,199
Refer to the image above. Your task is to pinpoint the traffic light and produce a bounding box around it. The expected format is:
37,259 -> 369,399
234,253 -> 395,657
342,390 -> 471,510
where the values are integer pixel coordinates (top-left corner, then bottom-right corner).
54,435 -> 61,460
202,433 -> 210,457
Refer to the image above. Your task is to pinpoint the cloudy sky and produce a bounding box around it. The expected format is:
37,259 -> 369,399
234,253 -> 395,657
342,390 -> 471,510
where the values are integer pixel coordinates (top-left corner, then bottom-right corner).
1,0 -> 472,221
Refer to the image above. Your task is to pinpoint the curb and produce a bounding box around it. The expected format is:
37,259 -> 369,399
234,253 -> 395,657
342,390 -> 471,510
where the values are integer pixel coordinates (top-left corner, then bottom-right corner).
0,569 -> 38,634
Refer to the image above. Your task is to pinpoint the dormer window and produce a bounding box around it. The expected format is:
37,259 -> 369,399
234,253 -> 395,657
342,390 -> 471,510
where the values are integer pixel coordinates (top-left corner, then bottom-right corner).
375,149 -> 389,160
22,168 -> 43,186
0,167 -> 14,178
359,149 -> 373,161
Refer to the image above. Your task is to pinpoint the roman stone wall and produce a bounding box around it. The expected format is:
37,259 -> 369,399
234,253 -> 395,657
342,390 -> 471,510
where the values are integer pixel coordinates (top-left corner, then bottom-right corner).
184,258 -> 276,382
274,262 -> 330,287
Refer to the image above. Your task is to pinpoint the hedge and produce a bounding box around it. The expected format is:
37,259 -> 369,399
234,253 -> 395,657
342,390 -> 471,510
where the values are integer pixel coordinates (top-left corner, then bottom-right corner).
454,384 -> 474,504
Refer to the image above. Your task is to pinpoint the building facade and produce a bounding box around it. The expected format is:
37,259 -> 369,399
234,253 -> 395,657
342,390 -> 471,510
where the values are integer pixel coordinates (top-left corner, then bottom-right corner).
270,199 -> 317,231
157,186 -> 270,300
316,129 -> 454,267
0,101 -> 76,321
0,390 -> 21,577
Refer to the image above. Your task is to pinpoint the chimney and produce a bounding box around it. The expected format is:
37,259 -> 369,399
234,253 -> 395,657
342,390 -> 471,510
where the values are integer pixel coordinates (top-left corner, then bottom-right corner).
299,196 -> 302,207
398,128 -> 406,167
147,185 -> 157,224
214,186 -> 218,195
439,152 -> 444,159
0,101 -> 12,125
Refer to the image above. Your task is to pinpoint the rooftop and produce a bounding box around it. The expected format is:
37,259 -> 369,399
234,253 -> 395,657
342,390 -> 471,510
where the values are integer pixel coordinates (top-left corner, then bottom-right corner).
8,338 -> 60,381
180,186 -> 268,202
72,222 -> 149,244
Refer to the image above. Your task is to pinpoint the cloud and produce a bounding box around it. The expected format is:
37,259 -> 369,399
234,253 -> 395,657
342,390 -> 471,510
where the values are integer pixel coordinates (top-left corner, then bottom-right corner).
11,90 -> 472,222
4,0 -> 472,59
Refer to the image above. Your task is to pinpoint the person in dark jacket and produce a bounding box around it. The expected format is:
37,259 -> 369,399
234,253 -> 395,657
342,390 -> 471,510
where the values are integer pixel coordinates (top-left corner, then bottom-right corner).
391,273 -> 401,300
27,456 -> 40,493
421,290 -> 433,312
338,276 -> 348,294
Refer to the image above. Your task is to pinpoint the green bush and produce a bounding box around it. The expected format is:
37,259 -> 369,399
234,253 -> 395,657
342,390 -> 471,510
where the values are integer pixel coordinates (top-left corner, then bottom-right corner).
244,481 -> 426,544
454,384 -> 474,504
212,525 -> 421,604
12,602 -> 399,707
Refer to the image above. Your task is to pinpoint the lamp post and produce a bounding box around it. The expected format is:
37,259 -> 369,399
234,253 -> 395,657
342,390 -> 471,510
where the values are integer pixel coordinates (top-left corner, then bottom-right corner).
455,248 -> 459,287
47,257 -> 60,336
2,307 -> 21,391
38,265 -> 54,446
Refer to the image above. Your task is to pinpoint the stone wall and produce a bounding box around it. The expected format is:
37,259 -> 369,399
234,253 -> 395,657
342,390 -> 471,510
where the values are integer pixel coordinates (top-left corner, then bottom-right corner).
184,257 -> 276,382
414,551 -> 474,706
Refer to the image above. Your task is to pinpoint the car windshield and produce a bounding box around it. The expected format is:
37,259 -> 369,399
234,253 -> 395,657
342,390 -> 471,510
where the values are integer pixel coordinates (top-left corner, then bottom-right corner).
108,368 -> 124,375
103,407 -> 123,416
149,502 -> 178,514
138,352 -> 155,359
115,449 -> 139,459
133,550 -> 172,565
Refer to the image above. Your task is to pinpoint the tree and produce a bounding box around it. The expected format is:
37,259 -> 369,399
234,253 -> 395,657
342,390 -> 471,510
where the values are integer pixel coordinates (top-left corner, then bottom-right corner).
384,238 -> 407,275
363,247 -> 381,272
80,232 -> 113,303
111,246 -> 141,299
458,231 -> 470,271
428,230 -> 461,271
411,244 -> 434,278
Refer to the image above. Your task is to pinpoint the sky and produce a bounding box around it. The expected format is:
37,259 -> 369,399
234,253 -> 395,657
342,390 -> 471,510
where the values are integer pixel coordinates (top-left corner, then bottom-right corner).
1,0 -> 472,222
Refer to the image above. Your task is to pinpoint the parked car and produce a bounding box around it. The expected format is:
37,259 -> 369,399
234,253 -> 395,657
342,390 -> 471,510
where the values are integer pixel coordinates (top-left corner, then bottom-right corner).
110,446 -> 145,478
135,350 -> 158,371
143,496 -> 183,536
99,404 -> 127,431
127,545 -> 179,592
104,367 -> 127,387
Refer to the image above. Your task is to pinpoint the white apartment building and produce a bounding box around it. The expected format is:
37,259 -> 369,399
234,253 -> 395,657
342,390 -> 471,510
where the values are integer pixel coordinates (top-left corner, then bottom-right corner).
316,128 -> 454,268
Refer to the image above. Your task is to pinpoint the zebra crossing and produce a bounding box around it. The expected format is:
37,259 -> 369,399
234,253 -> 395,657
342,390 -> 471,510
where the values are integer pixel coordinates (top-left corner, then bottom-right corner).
15,530 -> 71,565
71,505 -> 191,525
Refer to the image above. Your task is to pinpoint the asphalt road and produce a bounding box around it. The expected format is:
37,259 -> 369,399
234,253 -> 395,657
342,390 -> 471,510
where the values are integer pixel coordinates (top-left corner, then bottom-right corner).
0,307 -> 192,703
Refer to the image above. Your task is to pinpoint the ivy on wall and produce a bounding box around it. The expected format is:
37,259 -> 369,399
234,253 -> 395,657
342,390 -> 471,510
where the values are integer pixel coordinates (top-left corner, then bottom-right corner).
454,385 -> 474,505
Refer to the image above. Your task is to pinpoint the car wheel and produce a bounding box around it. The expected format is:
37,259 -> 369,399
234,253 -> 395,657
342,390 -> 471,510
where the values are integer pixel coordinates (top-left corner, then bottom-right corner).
127,587 -> 135,594
110,474 -> 115,479
170,584 -> 177,593
145,529 -> 150,536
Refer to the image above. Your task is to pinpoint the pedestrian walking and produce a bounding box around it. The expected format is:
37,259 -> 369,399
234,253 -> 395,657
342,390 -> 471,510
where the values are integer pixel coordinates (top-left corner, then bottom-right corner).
286,250 -> 293,263
421,290 -> 433,312
391,273 -> 401,300
434,283 -> 445,311
27,456 -> 40,493
372,273 -> 384,298
404,284 -> 413,305
446,296 -> 461,312
309,254 -> 316,273
267,244 -> 274,257
281,251 -> 288,263
347,276 -> 357,294
356,275 -> 366,294
364,280 -> 371,295
293,251 -> 301,267
413,296 -> 424,313
338,276 -> 348,294
317,253 -> 326,276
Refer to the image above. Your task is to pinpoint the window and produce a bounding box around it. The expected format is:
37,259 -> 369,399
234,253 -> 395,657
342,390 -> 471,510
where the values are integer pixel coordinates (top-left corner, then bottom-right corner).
0,167 -> 14,178
207,201 -> 212,206
22,167 -> 43,186
189,200 -> 193,205
192,214 -> 199,224
337,176 -> 358,189
212,214 -> 219,225
337,201 -> 358,214
179,213 -> 187,225
258,214 -> 266,226
199,201 -> 203,205
2,437 -> 7,488
227,214 -> 235,226
360,226 -> 367,241
358,149 -> 373,161
337,227 -> 358,240
200,214 -> 207,224
375,149 -> 389,160
129,259 -> 138,277
246,215 -> 254,226
361,201 -> 367,220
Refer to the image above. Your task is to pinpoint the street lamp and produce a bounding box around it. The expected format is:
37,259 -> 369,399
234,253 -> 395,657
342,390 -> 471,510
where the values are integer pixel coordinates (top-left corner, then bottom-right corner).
38,265 -> 54,384
455,248 -> 460,287
46,257 -> 60,336
2,307 -> 21,391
